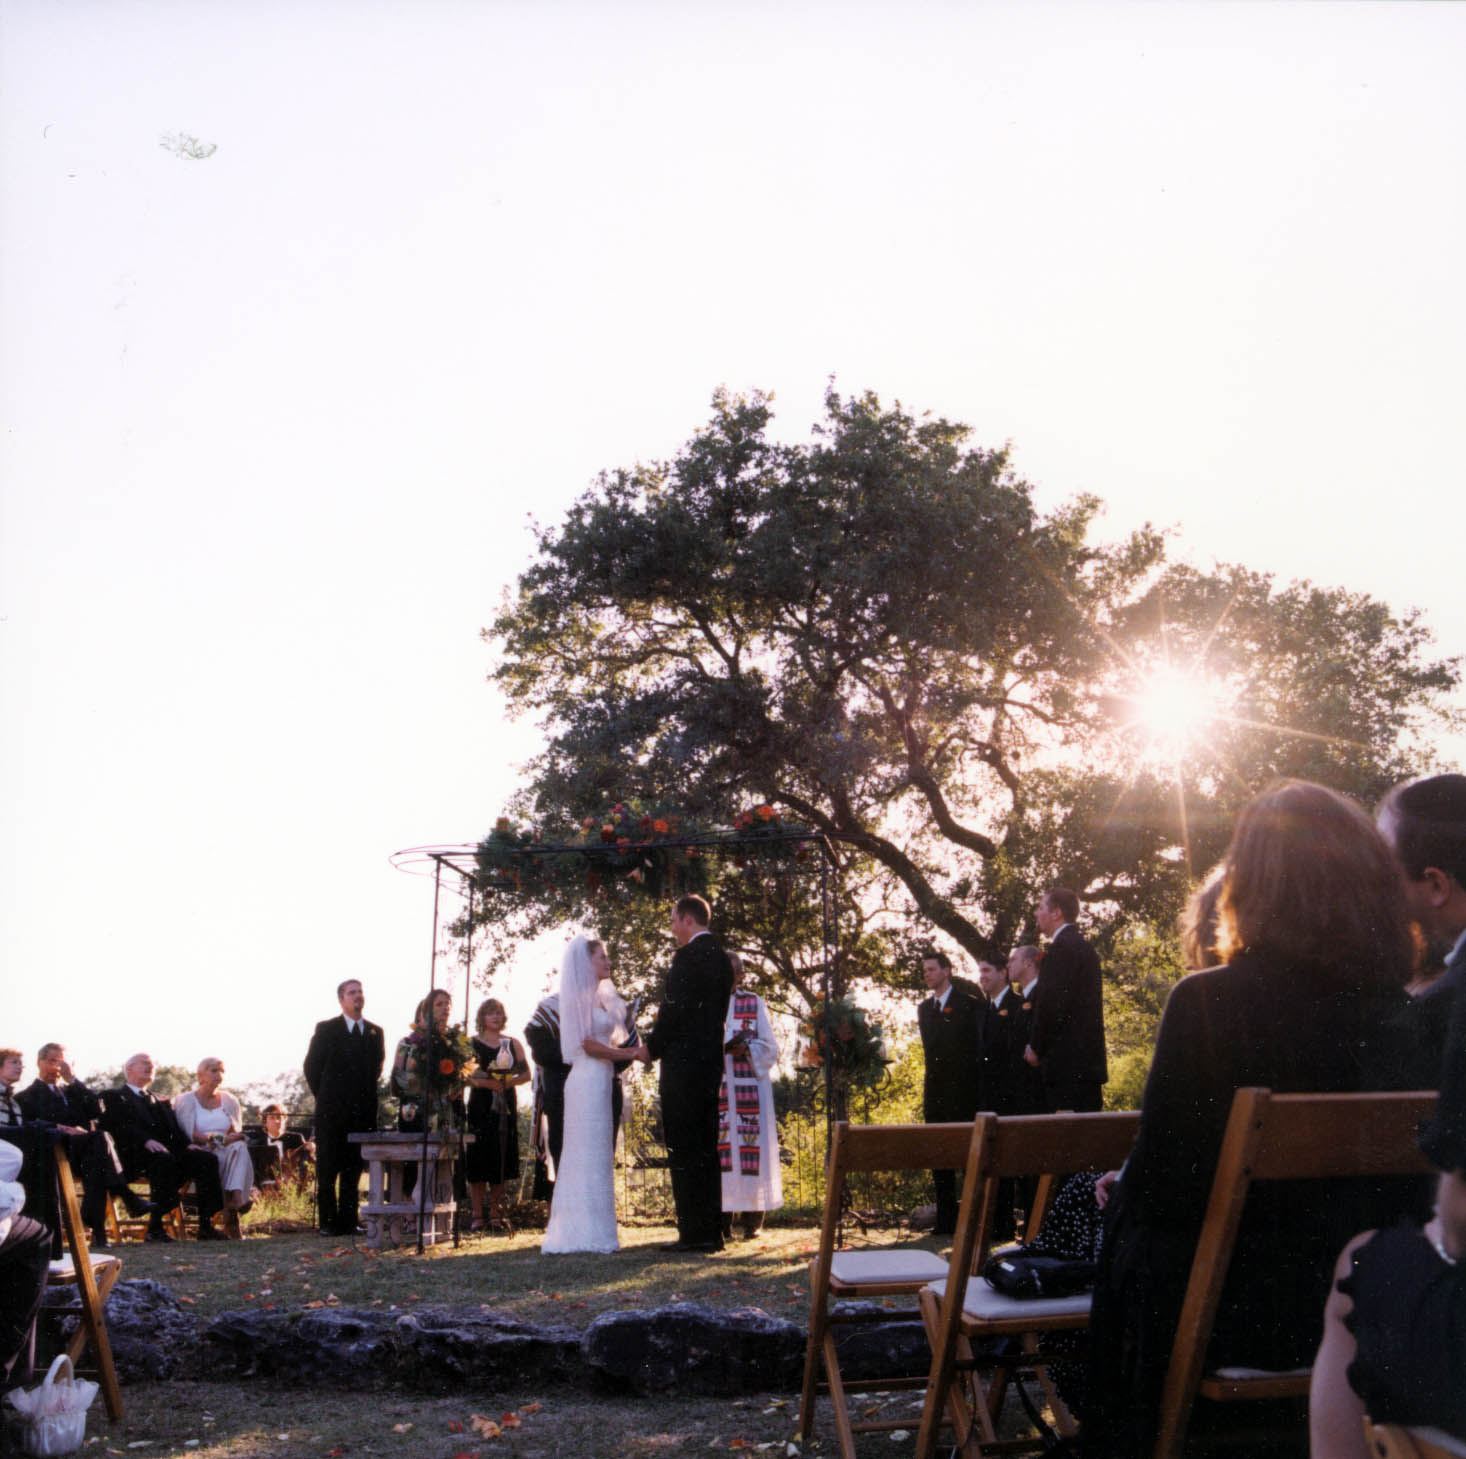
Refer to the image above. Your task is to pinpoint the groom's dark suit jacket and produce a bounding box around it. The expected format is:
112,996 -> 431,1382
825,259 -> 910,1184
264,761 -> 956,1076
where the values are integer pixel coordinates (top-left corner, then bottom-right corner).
99,1086 -> 191,1170
645,932 -> 734,1084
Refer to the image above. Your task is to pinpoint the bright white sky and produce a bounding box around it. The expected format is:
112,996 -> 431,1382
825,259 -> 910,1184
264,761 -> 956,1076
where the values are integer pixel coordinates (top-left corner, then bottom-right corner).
3,0 -> 1464,1092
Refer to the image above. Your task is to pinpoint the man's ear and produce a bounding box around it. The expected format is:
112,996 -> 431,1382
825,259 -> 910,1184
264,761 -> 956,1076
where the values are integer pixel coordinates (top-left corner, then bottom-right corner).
1421,865 -> 1456,909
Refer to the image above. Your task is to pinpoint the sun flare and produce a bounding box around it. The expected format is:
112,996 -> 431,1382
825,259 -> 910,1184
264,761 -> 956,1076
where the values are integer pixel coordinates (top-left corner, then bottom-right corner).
1126,666 -> 1227,760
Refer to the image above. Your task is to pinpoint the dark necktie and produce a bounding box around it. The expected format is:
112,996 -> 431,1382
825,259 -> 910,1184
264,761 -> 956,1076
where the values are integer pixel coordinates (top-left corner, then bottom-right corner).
351,1023 -> 362,1038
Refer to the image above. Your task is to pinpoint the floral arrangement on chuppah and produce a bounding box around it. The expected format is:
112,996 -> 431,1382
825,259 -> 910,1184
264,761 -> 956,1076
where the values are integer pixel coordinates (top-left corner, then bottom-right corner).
797,996 -> 889,1090
475,800 -> 815,900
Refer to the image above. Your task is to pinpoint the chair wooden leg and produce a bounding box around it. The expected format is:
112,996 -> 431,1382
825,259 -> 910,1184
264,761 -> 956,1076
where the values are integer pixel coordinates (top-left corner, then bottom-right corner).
1024,1332 -> 1079,1439
823,1329 -> 859,1459
798,1313 -> 824,1442
918,1286 -> 987,1459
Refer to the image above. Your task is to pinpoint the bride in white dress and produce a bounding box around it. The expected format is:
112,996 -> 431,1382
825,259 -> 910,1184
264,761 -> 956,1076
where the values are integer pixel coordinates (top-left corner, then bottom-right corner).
542,935 -> 641,1254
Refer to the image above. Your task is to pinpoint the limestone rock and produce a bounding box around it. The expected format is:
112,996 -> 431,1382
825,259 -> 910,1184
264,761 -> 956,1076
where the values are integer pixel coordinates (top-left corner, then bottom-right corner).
582,1302 -> 803,1395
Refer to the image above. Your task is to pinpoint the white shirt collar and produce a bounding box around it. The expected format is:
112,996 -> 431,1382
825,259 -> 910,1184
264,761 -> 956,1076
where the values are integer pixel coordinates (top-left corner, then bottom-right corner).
126,1083 -> 147,1097
1447,925 -> 1466,968
990,986 -> 1008,1008
342,1016 -> 361,1032
689,928 -> 711,942
1022,978 -> 1038,997
934,985 -> 952,1010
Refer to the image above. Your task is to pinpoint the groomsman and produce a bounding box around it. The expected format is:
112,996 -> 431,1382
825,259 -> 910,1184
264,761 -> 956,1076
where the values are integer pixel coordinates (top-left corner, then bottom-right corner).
304,980 -> 385,1237
917,950 -> 983,1235
1005,945 -> 1047,1116
1025,887 -> 1107,1112
975,960 -> 1024,1115
975,958 -> 1025,1240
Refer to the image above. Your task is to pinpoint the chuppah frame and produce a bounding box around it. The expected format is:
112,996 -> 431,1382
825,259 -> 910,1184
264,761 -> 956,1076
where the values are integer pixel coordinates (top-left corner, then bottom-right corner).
389,829 -> 849,1251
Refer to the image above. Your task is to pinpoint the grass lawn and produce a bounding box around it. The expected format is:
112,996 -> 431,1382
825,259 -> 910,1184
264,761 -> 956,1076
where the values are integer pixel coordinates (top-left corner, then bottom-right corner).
53,1212 -> 958,1459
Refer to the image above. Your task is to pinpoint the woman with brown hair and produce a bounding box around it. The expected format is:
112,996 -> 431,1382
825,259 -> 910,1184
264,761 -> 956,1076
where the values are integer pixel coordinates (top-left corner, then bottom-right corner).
1083,780 -> 1435,1457
464,998 -> 530,1232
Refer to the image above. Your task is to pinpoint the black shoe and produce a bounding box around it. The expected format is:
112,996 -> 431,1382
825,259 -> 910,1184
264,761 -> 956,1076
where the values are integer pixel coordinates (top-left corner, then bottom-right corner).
119,1190 -> 158,1218
145,1228 -> 175,1244
89,1229 -> 110,1250
196,1224 -> 226,1242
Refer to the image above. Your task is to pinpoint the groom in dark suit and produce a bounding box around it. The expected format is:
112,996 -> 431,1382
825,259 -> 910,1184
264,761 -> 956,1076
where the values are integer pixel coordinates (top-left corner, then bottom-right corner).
304,979 -> 385,1236
640,894 -> 734,1253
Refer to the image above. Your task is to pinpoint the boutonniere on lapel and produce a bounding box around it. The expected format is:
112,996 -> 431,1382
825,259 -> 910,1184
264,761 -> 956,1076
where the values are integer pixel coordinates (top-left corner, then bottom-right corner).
1022,1000 -> 1032,1011
998,1007 -> 1009,1017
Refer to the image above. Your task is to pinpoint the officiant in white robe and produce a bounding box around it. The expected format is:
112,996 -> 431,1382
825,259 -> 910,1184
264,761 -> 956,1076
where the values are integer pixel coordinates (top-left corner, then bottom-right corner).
718,954 -> 783,1239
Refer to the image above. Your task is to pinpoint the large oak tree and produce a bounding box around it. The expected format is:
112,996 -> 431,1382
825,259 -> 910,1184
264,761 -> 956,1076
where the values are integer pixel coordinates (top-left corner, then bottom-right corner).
485,388 -> 1460,968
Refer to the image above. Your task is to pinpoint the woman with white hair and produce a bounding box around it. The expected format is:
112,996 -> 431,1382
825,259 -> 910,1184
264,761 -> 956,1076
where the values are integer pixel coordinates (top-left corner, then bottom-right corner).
541,935 -> 641,1254
175,1057 -> 255,1238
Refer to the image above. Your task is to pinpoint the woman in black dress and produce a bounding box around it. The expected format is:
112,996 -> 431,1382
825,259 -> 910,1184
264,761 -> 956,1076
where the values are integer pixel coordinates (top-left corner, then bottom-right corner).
465,998 -> 530,1232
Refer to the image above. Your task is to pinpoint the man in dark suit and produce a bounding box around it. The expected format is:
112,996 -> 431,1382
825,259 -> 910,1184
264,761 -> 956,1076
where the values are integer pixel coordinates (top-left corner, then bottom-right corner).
918,950 -> 983,1234
639,894 -> 735,1253
975,958 -> 1026,1240
1025,886 -> 1107,1113
1378,773 -> 1466,1087
303,978 -> 385,1236
100,1052 -> 223,1241
18,1042 -> 154,1247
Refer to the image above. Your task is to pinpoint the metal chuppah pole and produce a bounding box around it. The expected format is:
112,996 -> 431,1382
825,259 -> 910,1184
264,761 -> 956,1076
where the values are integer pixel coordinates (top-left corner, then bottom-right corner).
417,857 -> 444,1255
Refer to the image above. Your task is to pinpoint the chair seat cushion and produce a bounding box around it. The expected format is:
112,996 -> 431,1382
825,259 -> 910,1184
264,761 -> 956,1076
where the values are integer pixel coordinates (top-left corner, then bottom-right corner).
829,1248 -> 951,1286
926,1275 -> 1093,1321
1210,1364 -> 1312,1380
48,1254 -> 120,1280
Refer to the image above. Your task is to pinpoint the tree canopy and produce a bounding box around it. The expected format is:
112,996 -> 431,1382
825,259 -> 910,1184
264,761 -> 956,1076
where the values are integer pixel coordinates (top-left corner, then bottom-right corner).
484,387 -> 1460,969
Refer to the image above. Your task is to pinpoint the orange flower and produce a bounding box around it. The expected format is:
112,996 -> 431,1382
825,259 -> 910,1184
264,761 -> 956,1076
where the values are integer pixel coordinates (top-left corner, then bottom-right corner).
756,804 -> 775,821
438,1058 -> 457,1076
653,818 -> 669,834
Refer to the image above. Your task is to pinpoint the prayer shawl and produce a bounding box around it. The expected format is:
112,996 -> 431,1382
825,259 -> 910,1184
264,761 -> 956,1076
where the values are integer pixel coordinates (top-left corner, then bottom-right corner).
717,989 -> 784,1212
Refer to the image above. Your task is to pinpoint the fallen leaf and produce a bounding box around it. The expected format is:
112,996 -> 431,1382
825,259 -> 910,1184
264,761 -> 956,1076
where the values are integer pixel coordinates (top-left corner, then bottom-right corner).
518,1402 -> 542,1415
469,1414 -> 501,1438
390,1423 -> 413,1433
499,1413 -> 521,1429
861,1403 -> 882,1417
889,1432 -> 910,1442
446,1420 -> 464,1434
326,1449 -> 345,1457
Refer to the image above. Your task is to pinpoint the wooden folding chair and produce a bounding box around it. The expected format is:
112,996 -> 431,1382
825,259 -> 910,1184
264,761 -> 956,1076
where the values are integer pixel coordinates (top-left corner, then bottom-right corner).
799,1119 -> 983,1458
1364,1418 -> 1466,1459
915,1109 -> 1141,1459
1152,1089 -> 1438,1459
49,1145 -> 124,1420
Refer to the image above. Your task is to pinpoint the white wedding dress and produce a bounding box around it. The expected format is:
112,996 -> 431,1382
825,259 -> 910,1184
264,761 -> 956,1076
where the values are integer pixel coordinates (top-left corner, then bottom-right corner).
541,1004 -> 619,1253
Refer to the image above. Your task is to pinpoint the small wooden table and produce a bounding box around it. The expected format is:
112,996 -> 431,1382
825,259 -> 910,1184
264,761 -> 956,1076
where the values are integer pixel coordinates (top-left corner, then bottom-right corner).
348,1131 -> 473,1250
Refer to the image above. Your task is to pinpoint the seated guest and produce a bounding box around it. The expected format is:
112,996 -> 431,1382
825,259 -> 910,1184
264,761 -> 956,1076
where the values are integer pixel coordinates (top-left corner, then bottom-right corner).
175,1058 -> 255,1239
101,1052 -> 224,1242
1310,1008 -> 1466,1453
0,1139 -> 50,1393
17,1042 -> 154,1248
0,1049 -> 57,1253
253,1103 -> 314,1188
1083,781 -> 1436,1458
